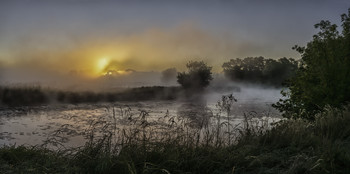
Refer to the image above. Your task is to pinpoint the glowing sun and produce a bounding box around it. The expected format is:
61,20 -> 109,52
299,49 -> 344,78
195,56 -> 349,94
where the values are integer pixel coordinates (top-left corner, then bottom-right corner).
96,57 -> 109,74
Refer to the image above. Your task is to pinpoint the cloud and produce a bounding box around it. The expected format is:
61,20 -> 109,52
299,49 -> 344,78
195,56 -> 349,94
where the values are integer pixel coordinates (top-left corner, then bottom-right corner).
0,22 -> 284,88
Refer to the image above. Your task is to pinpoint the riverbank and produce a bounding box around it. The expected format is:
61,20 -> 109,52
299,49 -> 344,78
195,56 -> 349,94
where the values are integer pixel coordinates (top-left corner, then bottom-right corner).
0,86 -> 183,107
0,106 -> 349,173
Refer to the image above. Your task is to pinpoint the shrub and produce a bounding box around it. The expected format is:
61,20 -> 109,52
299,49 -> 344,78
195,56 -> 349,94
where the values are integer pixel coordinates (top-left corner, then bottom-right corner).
177,61 -> 213,90
273,8 -> 350,120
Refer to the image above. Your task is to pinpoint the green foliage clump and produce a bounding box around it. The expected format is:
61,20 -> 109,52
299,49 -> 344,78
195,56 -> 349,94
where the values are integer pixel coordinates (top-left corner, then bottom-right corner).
222,56 -> 298,86
177,61 -> 213,90
273,9 -> 350,120
0,145 -> 69,173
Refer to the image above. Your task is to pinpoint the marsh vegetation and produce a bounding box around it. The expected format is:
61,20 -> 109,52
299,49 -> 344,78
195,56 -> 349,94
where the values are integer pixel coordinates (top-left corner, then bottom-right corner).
0,102 -> 349,173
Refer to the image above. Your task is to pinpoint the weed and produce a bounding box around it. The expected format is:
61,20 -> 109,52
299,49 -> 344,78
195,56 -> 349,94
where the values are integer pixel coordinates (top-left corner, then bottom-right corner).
1,97 -> 350,173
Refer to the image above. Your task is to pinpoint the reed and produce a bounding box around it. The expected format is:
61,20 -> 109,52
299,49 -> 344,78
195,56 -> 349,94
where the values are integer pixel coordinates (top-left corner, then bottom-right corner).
1,99 -> 349,173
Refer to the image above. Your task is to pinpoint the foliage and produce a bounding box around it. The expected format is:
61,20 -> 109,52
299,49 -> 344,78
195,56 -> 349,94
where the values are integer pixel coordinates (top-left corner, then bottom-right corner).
177,61 -> 213,90
0,145 -> 70,173
222,56 -> 298,86
273,9 -> 350,120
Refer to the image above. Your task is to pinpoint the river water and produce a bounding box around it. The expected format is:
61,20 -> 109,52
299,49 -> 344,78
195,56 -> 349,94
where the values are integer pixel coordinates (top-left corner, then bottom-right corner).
0,87 -> 282,148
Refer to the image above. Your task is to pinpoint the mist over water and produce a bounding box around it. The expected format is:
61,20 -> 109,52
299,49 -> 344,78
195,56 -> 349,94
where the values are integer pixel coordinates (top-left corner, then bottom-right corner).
0,74 -> 282,148
0,60 -> 283,148
0,69 -> 153,91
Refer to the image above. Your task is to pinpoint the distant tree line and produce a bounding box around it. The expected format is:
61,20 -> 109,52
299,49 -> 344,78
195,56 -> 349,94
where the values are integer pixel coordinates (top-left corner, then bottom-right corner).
0,86 -> 181,107
222,57 -> 299,86
175,57 -> 299,91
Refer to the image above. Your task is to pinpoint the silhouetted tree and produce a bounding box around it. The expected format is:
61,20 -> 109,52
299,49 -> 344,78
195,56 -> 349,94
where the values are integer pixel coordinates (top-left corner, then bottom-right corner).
263,57 -> 299,85
273,8 -> 350,120
222,56 -> 298,86
177,61 -> 213,90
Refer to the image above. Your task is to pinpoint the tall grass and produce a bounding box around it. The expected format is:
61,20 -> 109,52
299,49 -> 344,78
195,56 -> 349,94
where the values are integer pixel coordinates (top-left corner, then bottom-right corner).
1,101 -> 350,173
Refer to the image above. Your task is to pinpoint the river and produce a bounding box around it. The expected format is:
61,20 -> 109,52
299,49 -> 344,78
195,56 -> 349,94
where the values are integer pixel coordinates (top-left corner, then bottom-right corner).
0,87 -> 282,148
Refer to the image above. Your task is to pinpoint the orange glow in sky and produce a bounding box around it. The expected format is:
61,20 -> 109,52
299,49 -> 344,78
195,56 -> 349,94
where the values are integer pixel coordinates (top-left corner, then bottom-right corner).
96,57 -> 109,75
1,0 -> 348,85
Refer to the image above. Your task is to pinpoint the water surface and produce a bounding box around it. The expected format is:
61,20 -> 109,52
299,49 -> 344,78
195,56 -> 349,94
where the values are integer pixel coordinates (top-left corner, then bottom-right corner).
0,88 -> 282,148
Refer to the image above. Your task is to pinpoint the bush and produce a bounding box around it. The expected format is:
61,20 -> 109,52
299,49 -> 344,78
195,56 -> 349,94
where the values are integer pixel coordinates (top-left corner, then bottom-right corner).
273,8 -> 350,120
177,61 -> 213,90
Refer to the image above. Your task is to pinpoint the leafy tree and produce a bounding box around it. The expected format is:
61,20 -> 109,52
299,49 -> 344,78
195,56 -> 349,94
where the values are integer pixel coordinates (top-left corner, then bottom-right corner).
263,57 -> 299,85
177,61 -> 213,90
222,57 -> 265,82
273,9 -> 350,120
222,56 -> 298,86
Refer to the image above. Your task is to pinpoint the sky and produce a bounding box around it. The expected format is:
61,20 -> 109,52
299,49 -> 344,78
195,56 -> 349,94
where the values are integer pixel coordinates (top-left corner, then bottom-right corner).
0,0 -> 349,86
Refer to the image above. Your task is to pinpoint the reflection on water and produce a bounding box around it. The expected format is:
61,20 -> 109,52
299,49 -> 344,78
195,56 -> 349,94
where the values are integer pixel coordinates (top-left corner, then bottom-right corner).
0,92 -> 281,148
177,103 -> 212,129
